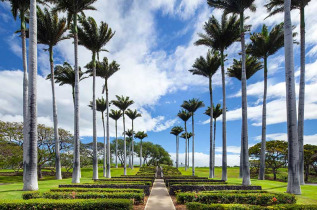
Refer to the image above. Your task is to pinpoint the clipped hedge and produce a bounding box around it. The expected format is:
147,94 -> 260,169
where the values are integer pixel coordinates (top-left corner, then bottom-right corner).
169,185 -> 262,195
59,184 -> 151,196
176,192 -> 296,205
51,188 -> 144,193
95,179 -> 154,184
23,191 -> 144,204
165,179 -> 225,187
0,199 -> 133,210
87,181 -> 153,186
186,202 -> 317,210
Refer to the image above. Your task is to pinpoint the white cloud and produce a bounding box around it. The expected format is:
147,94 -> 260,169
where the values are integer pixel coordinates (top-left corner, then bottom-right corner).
254,133 -> 317,145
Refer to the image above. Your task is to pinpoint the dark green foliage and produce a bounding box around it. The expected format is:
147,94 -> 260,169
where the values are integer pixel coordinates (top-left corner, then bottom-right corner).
165,179 -> 226,187
170,126 -> 184,136
51,188 -> 143,193
187,203 -> 317,210
0,198 -> 133,210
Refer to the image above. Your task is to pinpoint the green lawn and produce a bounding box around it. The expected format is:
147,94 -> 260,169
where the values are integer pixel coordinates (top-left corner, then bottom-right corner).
0,166 -> 139,200
179,167 -> 317,205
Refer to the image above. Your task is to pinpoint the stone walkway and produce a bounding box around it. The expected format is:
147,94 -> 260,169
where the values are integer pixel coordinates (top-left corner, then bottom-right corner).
145,179 -> 175,210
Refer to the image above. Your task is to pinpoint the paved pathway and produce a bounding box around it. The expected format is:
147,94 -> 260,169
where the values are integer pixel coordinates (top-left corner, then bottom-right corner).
145,179 -> 175,210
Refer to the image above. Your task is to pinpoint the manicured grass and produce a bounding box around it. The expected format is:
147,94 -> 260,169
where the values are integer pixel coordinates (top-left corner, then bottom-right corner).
0,166 -> 139,200
178,167 -> 317,205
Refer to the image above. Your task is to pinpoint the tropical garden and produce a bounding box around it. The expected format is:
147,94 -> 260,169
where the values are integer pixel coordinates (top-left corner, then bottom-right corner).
0,0 -> 317,209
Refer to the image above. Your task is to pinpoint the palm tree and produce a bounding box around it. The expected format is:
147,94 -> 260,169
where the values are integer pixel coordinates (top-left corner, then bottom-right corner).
205,104 -> 223,178
125,109 -> 142,169
181,99 -> 205,176
227,55 -> 263,80
109,109 -> 122,168
77,16 -> 114,180
124,129 -> 134,168
207,0 -> 256,186
47,62 -> 87,104
266,0 -> 311,186
189,50 -> 221,178
111,96 -> 134,175
86,57 -> 119,177
51,0 -> 97,184
37,7 -> 68,180
23,0 -> 38,191
177,110 -> 192,170
195,13 -> 240,181
170,126 -> 184,168
89,97 -> 107,177
247,23 -> 287,180
180,132 -> 193,167
135,131 -> 148,167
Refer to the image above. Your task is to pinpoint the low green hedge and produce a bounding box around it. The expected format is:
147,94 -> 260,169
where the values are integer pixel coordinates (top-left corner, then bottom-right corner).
176,192 -> 296,205
199,190 -> 266,194
23,191 -> 144,204
169,182 -> 228,186
51,188 -> 143,193
0,199 -> 133,210
88,181 -> 153,186
95,178 -> 154,183
165,179 -> 225,187
186,202 -> 317,210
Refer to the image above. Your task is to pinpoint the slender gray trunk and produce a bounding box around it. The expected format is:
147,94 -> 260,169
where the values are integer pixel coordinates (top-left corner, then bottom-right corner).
131,121 -> 134,169
115,120 -> 118,168
102,112 -> 106,177
72,14 -> 81,184
259,57 -> 268,180
140,139 -> 143,167
221,50 -> 227,181
23,0 -> 38,191
239,128 -> 243,178
192,114 -> 195,176
284,0 -> 301,194
106,83 -> 111,178
209,77 -> 214,178
176,135 -> 179,168
213,119 -> 216,178
92,52 -> 98,180
49,48 -> 61,180
129,141 -> 131,168
123,113 -> 127,175
298,6 -> 305,185
240,13 -> 251,186
185,121 -> 188,171
188,134 -> 190,168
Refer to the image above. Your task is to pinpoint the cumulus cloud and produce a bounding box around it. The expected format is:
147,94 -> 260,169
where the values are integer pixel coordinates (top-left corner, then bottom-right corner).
254,133 -> 317,145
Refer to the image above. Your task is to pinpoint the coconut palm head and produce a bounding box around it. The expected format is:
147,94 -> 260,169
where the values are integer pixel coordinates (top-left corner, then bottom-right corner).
189,50 -> 221,78
265,0 -> 311,18
135,131 -> 148,140
205,104 -> 223,119
177,110 -> 192,122
207,0 -> 256,14
181,99 -> 205,114
109,109 -> 122,121
124,129 -> 134,138
195,13 -> 240,51
111,96 -> 134,112
181,132 -> 193,139
227,55 -> 263,80
86,57 -> 120,83
170,126 -> 184,136
125,109 -> 142,121
89,97 -> 107,113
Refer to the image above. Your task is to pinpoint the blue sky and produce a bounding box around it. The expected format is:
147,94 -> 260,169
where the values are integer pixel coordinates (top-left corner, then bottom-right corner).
0,0 -> 317,166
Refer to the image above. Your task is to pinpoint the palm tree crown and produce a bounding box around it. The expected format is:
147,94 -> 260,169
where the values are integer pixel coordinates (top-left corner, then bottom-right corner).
227,55 -> 263,80
265,0 -> 311,17
125,129 -> 134,138
181,132 -> 193,139
135,131 -> 148,140
207,0 -> 256,14
205,104 -> 223,120
177,110 -> 192,122
181,99 -> 205,113
125,109 -> 142,121
111,96 -> 134,112
109,109 -> 122,121
170,126 -> 184,136
89,97 -> 107,113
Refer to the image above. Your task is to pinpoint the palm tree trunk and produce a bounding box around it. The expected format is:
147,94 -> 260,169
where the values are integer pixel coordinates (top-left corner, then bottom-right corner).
209,76 -> 214,178
72,14 -> 81,184
213,119 -> 216,178
131,121 -> 134,169
92,52 -> 98,180
123,113 -> 127,175
188,134 -> 190,168
298,5 -> 306,185
140,139 -> 143,167
115,120 -> 118,168
49,47 -> 61,180
221,50 -> 227,181
102,112 -> 106,177
284,0 -> 301,194
259,56 -> 268,180
176,136 -> 179,168
23,0 -> 38,191
240,12 -> 251,186
129,141 -> 131,168
239,128 -> 243,178
106,81 -> 111,178
192,114 -> 195,176
185,121 -> 188,171
21,16 -> 28,183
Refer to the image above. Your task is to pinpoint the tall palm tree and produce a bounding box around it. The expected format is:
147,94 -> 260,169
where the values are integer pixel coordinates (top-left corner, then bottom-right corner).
247,23 -> 288,180
181,99 -> 205,176
283,0 -> 301,195
177,110 -> 192,170
89,97 -> 107,177
205,104 -> 223,178
189,50 -> 221,178
47,62 -> 87,104
77,16 -> 114,179
135,131 -> 148,167
180,132 -> 193,167
111,96 -> 134,175
195,13 -> 240,181
266,0 -> 311,186
125,109 -> 142,169
124,129 -> 134,168
86,57 -> 119,177
170,126 -> 184,168
207,0 -> 256,186
51,0 -> 97,184
227,55 -> 263,80
109,109 -> 122,168
37,7 -> 68,180
23,0 -> 37,191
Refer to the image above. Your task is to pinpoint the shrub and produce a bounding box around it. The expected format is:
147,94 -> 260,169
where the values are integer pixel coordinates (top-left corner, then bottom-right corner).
186,203 -> 317,210
169,182 -> 228,187
176,192 -> 296,205
165,179 -> 225,187
51,188 -> 143,193
0,198 -> 133,210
